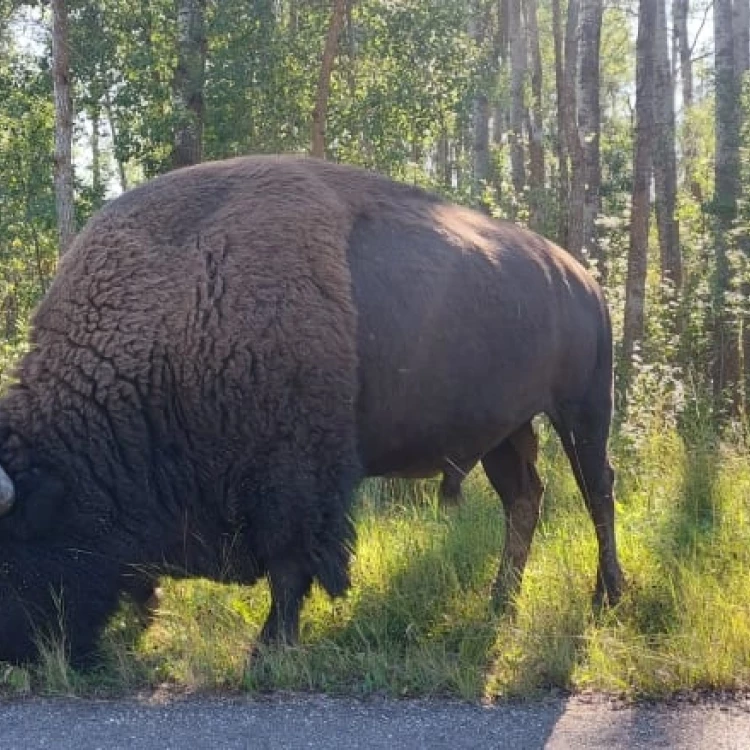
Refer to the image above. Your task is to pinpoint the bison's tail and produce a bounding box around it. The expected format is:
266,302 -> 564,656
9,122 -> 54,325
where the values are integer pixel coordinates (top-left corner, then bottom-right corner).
309,462 -> 360,599
314,513 -> 356,598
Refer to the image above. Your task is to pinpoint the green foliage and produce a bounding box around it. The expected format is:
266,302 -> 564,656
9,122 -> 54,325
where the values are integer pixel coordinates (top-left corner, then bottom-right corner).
0,36 -> 56,347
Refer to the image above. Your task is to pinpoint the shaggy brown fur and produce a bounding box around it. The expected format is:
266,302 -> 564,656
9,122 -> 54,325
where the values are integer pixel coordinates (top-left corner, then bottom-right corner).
0,155 -> 624,664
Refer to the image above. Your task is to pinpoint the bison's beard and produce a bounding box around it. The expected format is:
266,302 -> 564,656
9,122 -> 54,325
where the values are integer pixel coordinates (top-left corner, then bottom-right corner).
0,542 -> 121,666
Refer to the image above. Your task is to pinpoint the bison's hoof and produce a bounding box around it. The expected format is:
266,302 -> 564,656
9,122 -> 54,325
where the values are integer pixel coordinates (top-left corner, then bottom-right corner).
592,574 -> 625,611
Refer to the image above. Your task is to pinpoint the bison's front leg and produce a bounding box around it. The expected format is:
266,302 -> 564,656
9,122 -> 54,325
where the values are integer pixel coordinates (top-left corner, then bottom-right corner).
480,423 -> 544,609
259,558 -> 313,645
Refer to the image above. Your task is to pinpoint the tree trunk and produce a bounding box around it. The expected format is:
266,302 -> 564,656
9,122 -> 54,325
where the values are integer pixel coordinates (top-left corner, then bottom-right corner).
172,0 -> 207,169
552,0 -> 568,247
436,131 -> 451,189
622,0 -> 656,393
525,0 -> 544,232
673,0 -> 692,107
563,0 -> 584,262
3,293 -> 18,341
311,0 -> 347,159
734,0 -> 750,75
733,0 -> 750,412
104,92 -> 128,193
51,0 -> 76,255
653,0 -> 681,292
470,4 -> 490,206
674,0 -> 701,203
91,106 -> 104,208
472,93 -> 490,204
577,0 -> 603,275
712,0 -> 742,412
508,0 -> 526,199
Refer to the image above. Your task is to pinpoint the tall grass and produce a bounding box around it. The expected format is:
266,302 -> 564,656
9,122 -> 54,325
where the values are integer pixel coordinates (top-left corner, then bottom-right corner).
3,419 -> 750,700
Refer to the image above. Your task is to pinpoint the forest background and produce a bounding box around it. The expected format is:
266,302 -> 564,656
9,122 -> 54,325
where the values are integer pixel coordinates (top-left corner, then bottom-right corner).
1,0 -> 750,700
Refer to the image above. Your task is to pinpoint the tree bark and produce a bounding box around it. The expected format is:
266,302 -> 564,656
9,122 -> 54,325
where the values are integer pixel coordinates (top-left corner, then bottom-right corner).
673,0 -> 692,107
578,0 -> 603,274
734,0 -> 750,407
436,131 -> 451,189
674,0 -> 701,203
311,0 -> 348,159
525,0 -> 545,232
508,0 -> 526,199
91,106 -> 103,207
470,4 -> 490,205
622,0 -> 657,392
563,0 -> 585,262
734,0 -> 750,75
51,0 -> 76,255
552,0 -> 568,247
712,0 -> 742,411
104,91 -> 128,193
653,0 -> 681,292
172,0 -> 207,169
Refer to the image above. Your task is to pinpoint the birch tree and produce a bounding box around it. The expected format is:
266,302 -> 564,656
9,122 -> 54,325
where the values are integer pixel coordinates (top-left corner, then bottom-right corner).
173,0 -> 207,168
622,0 -> 656,389
311,0 -> 348,158
578,0 -> 603,272
653,0 -> 681,291
51,0 -> 76,254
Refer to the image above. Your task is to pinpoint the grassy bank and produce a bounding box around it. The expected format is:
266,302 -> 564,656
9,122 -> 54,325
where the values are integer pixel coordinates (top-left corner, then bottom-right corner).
3,421 -> 750,701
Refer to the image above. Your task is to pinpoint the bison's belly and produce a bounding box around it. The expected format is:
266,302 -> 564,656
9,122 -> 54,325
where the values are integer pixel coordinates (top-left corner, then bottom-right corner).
356,411 -> 517,479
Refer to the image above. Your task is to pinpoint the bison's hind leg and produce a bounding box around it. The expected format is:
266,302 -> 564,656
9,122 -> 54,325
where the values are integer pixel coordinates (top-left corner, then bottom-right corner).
551,406 -> 625,608
438,459 -> 478,507
481,422 -> 544,610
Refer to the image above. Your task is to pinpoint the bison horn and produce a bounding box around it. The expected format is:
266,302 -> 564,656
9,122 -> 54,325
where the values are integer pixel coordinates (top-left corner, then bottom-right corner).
0,464 -> 14,516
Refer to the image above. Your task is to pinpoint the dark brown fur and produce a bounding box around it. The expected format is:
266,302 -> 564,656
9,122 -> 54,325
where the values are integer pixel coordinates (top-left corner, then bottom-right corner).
0,156 -> 624,664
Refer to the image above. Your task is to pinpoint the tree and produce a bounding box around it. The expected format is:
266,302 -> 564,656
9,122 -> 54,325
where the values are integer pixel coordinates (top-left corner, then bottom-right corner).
172,0 -> 207,168
712,0 -> 742,410
551,0 -> 568,246
578,0 -> 603,273
653,0 -> 681,292
563,0 -> 585,262
674,0 -> 702,203
622,0 -> 656,391
735,0 -> 750,75
469,0 -> 490,205
508,0 -> 526,198
51,0 -> 75,254
525,0 -> 545,232
673,0 -> 692,107
311,0 -> 348,158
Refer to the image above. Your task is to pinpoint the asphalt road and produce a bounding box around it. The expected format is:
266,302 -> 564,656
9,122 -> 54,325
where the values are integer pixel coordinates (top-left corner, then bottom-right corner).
1,693 -> 749,749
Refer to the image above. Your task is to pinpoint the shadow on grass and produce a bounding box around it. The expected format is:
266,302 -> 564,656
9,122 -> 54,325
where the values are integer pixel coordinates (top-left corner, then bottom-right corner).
247,480 -> 506,697
667,440 -> 721,562
623,438 -> 723,640
247,475 -> 595,701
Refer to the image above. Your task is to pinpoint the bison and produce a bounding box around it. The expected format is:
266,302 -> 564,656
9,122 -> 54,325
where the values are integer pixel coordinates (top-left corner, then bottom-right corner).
0,155 -> 624,665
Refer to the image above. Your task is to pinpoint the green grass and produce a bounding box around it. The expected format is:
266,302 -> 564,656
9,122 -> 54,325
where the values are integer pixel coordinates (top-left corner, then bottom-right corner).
3,422 -> 750,701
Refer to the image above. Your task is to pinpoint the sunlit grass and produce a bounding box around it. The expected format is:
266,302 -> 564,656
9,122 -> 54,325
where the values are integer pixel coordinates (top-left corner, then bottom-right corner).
3,422 -> 750,700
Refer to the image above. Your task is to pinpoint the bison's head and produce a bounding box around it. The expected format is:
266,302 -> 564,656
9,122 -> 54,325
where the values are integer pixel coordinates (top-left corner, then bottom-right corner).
0,542 -> 122,665
0,461 -> 120,665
